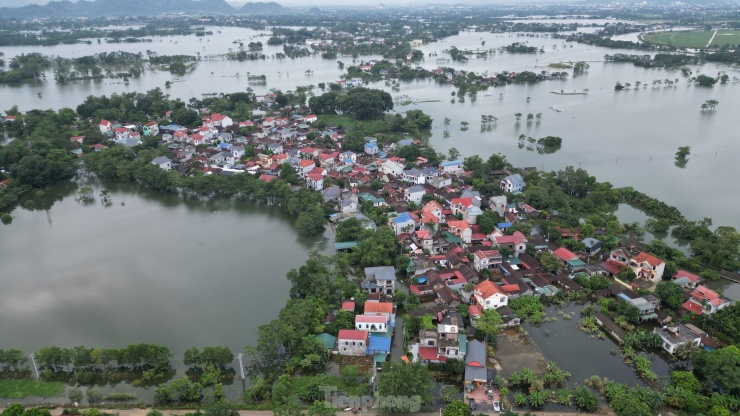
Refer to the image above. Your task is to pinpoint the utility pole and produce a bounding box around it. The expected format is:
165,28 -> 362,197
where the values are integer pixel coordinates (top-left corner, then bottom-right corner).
237,353 -> 245,380
30,353 -> 39,380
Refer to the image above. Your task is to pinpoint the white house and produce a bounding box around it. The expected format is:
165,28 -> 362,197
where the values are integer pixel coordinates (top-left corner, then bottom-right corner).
655,325 -> 701,355
473,280 -> 508,310
492,231 -> 528,257
151,156 -> 171,171
473,250 -> 503,271
447,219 -> 472,244
682,285 -> 732,315
355,315 -> 388,332
337,330 -> 368,356
99,119 -> 113,134
439,160 -> 463,173
364,142 -> 379,155
501,173 -> 526,193
339,151 -> 357,165
405,185 -> 426,204
609,250 -> 666,282
390,212 -> 416,235
209,113 -> 233,128
403,168 -> 425,185
489,196 -> 508,217
303,114 -> 318,123
381,159 -> 404,176
463,205 -> 483,225
114,127 -> 130,141
144,121 -> 159,137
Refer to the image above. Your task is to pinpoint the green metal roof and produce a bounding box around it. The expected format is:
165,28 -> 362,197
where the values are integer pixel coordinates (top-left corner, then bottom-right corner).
317,333 -> 337,349
335,241 -> 360,250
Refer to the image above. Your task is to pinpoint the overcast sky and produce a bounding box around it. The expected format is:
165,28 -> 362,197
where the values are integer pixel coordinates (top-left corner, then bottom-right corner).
0,0 -> 568,8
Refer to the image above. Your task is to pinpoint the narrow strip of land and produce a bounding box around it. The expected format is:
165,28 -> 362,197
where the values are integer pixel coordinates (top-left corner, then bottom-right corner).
707,29 -> 718,47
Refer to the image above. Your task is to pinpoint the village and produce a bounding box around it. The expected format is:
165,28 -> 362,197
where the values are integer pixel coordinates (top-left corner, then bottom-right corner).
36,79 -> 735,414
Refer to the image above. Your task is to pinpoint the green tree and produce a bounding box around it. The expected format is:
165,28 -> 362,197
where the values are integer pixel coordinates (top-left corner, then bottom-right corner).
693,345 -> 740,394
537,252 -> 561,273
68,387 -> 83,403
477,211 -> 500,235
573,385 -> 598,412
377,361 -> 433,413
295,205 -> 326,236
670,370 -> 701,393
442,400 -> 471,416
695,74 -> 717,87
1,404 -> 24,416
474,309 -> 503,340
655,281 -> 684,309
279,163 -> 299,185
306,401 -> 336,416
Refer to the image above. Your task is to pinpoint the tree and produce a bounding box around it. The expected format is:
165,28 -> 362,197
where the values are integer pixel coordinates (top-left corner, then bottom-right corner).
655,281 -> 684,309
68,387 -> 83,403
203,399 -> 238,416
617,266 -> 636,282
610,393 -> 652,416
377,361 -> 433,413
86,387 -> 104,405
670,370 -> 701,393
279,163 -> 299,185
448,147 -> 460,161
514,112 -> 522,121
474,309 -> 503,340
573,386 -> 598,412
537,252 -> 561,273
1,404 -> 24,416
695,74 -> 717,87
171,108 -> 198,126
442,400 -> 471,416
306,401 -> 336,416
341,365 -> 360,387
693,345 -> 740,394
295,205 -> 326,236
477,211 -> 500,235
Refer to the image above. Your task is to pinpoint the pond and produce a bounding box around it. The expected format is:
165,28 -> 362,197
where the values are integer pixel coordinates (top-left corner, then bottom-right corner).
0,179 -> 333,401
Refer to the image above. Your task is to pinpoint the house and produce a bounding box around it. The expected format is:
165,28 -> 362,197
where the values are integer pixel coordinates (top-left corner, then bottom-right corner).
474,250 -> 503,271
209,151 -> 235,167
355,315 -> 388,332
339,151 -> 357,165
610,250 -> 666,282
655,325 -> 701,355
382,160 -> 404,176
405,185 -> 426,204
451,198 -> 474,216
342,301 -> 356,312
439,160 -> 463,173
304,114 -> 318,123
489,196 -> 507,217
151,156 -> 171,171
144,121 -> 159,136
210,113 -> 233,128
428,175 -> 452,189
682,285 -> 732,315
465,340 -> 487,383
627,297 -> 658,321
583,238 -> 602,255
306,170 -> 325,191
473,280 -> 508,310
672,270 -> 701,289
403,168 -> 425,185
553,247 -> 578,264
363,266 -> 396,295
500,173 -> 526,193
70,135 -> 85,145
337,330 -> 368,356
492,231 -> 528,257
99,119 -> 113,134
364,142 -> 379,155
341,197 -> 360,215
447,220 -> 472,244
390,212 -> 415,235
321,186 -> 342,204
364,301 -> 394,320
114,127 -> 130,141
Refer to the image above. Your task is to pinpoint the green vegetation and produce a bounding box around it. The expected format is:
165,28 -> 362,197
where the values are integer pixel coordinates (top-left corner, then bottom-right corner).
508,296 -> 546,324
0,380 -> 65,398
643,30 -> 715,48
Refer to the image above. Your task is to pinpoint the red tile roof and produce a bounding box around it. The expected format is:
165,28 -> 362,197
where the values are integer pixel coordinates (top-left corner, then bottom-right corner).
341,301 -> 355,312
475,280 -> 504,299
682,300 -> 703,315
364,302 -> 393,314
673,270 -> 700,283
553,247 -> 578,262
632,252 -> 664,266
468,305 -> 482,317
418,347 -> 446,362
356,315 -> 387,323
338,329 -> 368,341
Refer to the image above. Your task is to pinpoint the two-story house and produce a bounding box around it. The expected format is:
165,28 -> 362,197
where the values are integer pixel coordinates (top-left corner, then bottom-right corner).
682,285 -> 732,315
363,266 -> 396,295
473,280 -> 508,310
500,173 -> 526,193
473,250 -> 503,271
355,315 -> 388,332
655,325 -> 701,355
337,330 -> 368,356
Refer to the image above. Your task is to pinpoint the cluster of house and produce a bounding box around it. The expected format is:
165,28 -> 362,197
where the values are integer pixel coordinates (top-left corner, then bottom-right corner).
318,266 -> 397,367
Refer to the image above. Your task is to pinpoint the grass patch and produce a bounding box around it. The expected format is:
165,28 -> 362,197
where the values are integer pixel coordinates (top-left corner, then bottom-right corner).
710,30 -> 740,47
317,114 -> 390,135
548,62 -> 573,69
0,380 -> 66,398
643,30 -> 714,48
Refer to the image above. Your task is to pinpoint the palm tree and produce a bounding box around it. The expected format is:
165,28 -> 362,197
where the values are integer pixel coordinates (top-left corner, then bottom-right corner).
674,342 -> 702,362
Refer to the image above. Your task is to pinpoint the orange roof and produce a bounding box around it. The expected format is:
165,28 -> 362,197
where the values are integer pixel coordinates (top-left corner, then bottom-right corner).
632,252 -> 664,266
475,280 -> 504,299
364,302 -> 393,314
553,247 -> 578,262
475,250 -> 501,259
299,159 -> 315,168
451,197 -> 473,207
448,219 -> 471,231
423,200 -> 443,212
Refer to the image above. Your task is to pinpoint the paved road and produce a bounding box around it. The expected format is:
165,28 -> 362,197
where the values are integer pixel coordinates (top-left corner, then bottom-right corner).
44,408 -> 614,416
390,315 -> 404,361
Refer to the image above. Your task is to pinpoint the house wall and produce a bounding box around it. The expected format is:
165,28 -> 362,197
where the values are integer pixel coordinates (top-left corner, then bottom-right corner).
338,340 -> 367,356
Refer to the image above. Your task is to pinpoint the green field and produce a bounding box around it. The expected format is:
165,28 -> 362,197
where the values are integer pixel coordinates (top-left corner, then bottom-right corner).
644,30 -> 740,48
710,30 -> 740,47
0,379 -> 66,398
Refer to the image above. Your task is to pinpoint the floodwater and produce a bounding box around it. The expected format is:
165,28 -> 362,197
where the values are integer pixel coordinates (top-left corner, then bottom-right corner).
0,179 -> 333,355
522,303 -> 671,387
1,25 -> 738,228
